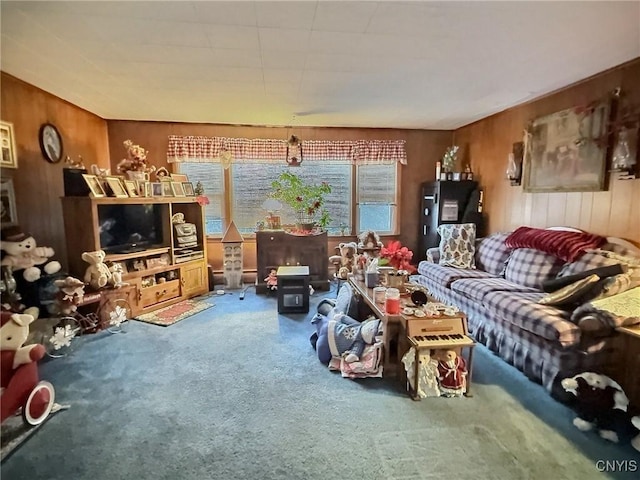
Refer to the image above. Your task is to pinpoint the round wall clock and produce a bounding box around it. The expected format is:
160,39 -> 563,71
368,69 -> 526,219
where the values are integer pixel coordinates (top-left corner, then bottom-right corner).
39,123 -> 63,163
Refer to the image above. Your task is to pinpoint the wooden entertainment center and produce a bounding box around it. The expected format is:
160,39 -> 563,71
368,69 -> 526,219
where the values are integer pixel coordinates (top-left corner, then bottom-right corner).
61,197 -> 209,317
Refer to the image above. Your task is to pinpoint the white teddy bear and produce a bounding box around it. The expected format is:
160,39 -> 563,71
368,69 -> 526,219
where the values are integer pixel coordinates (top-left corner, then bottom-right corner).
0,228 -> 61,282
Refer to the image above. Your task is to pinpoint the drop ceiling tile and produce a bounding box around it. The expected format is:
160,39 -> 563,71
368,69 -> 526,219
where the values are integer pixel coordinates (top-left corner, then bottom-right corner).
259,27 -> 310,53
261,50 -> 307,69
193,2 -> 258,26
307,30 -> 365,55
203,24 -> 261,50
313,1 -> 377,33
210,48 -> 263,68
255,1 -> 317,29
262,68 -> 304,83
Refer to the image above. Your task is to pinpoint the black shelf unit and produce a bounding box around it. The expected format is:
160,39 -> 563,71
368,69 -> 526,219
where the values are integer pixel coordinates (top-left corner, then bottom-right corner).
418,180 -> 485,262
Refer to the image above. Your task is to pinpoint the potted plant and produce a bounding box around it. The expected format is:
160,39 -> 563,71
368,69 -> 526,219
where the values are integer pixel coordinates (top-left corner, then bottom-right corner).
270,172 -> 332,231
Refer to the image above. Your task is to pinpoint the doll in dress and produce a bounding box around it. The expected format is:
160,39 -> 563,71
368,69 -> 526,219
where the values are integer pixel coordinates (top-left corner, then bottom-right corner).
435,349 -> 467,397
264,269 -> 278,291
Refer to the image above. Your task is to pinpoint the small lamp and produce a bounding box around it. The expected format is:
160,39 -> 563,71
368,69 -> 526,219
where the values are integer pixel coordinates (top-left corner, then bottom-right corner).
286,135 -> 303,167
506,142 -> 524,186
611,126 -> 637,176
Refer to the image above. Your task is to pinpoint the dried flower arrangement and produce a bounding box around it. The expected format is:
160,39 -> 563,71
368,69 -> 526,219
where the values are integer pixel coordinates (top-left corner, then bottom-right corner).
117,140 -> 155,174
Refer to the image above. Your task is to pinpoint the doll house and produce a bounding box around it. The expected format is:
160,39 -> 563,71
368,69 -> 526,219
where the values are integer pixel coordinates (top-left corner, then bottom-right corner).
221,221 -> 243,290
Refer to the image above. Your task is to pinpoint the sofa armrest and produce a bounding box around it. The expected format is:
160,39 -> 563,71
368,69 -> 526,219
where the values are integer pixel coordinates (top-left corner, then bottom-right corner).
426,247 -> 440,263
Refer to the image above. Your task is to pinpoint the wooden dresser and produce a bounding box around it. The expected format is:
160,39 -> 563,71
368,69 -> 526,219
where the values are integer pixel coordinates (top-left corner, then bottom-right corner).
255,231 -> 329,293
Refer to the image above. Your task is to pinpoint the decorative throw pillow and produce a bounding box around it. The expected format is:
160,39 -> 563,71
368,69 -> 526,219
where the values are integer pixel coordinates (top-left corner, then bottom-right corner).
505,226 -> 606,263
474,232 -> 511,276
538,274 -> 601,306
504,248 -> 565,289
437,223 -> 476,269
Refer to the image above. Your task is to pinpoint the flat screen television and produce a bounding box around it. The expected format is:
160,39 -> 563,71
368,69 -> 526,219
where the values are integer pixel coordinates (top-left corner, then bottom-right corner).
97,204 -> 164,254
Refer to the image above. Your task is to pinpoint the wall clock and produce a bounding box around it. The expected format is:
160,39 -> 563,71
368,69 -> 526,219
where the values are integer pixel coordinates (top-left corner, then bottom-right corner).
39,123 -> 63,163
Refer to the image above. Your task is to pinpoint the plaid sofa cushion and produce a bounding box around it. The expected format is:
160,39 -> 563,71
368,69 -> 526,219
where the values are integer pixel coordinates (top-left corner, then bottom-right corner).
558,251 -> 621,277
504,248 -> 565,289
450,277 -> 538,304
417,261 -> 495,288
474,232 -> 511,276
482,291 -> 579,345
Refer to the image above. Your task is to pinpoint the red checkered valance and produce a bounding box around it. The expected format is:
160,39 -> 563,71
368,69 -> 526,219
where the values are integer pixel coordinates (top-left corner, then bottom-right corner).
166,136 -> 407,165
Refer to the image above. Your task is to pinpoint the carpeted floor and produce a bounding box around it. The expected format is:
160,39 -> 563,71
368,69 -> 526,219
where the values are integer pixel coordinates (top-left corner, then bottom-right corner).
2,284 -> 638,479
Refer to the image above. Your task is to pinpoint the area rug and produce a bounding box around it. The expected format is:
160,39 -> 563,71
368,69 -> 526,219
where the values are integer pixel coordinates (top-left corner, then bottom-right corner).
134,299 -> 214,327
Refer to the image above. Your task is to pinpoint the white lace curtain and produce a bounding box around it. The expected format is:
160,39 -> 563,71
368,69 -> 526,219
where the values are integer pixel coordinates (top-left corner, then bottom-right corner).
166,135 -> 407,165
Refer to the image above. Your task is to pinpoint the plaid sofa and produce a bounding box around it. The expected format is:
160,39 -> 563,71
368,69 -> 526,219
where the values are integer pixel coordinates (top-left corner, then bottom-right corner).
411,231 -> 638,399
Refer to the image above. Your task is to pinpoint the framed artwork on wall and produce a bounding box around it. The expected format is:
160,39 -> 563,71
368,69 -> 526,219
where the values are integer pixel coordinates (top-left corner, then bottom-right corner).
39,123 -> 63,164
0,121 -> 18,169
523,101 -> 609,192
1,178 -> 18,228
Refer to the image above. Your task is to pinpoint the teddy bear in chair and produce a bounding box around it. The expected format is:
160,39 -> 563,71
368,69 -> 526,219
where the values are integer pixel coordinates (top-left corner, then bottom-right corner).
561,372 -> 639,446
1,310 -> 55,426
1,227 -> 62,312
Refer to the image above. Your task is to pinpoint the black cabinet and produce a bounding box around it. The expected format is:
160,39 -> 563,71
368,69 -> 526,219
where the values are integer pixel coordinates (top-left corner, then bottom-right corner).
419,181 -> 484,261
256,231 -> 329,294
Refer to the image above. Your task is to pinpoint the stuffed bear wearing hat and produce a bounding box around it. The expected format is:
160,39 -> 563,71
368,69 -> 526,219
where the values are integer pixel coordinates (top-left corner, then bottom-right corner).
82,250 -> 112,290
49,276 -> 85,316
561,372 -> 638,444
0,227 -> 61,283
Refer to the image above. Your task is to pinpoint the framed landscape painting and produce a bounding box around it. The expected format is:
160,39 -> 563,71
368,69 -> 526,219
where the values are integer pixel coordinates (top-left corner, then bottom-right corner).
523,101 -> 609,192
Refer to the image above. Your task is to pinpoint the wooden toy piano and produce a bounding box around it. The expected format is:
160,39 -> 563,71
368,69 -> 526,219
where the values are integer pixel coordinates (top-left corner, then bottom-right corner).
405,315 -> 476,400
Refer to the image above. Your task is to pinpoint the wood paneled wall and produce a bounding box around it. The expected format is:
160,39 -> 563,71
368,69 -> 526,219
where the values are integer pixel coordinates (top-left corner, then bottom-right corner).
0,73 -> 110,269
454,59 -> 640,244
107,121 -> 452,270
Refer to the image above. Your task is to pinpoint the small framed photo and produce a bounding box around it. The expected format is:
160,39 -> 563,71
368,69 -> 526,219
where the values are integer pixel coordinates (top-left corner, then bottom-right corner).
124,180 -> 139,197
171,173 -> 188,182
137,181 -> 150,197
151,182 -> 164,197
0,121 -> 18,169
182,182 -> 195,196
82,174 -> 106,197
162,181 -> 173,197
171,181 -> 186,197
106,177 -> 129,198
1,178 -> 18,228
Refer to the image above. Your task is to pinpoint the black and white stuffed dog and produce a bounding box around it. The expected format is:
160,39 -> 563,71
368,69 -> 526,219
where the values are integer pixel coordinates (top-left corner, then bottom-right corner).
561,372 -> 638,445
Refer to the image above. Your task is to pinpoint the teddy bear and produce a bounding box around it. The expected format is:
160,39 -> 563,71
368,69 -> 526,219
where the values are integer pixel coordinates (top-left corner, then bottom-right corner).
1,310 -> 49,423
310,308 -> 381,365
329,242 -> 358,280
561,372 -> 638,444
1,228 -> 62,312
434,349 -> 468,397
107,262 -> 129,289
82,250 -> 112,290
49,276 -> 85,316
358,230 -> 383,253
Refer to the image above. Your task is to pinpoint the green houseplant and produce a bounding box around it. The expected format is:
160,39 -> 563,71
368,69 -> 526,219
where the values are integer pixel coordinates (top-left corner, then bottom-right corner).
270,171 -> 332,230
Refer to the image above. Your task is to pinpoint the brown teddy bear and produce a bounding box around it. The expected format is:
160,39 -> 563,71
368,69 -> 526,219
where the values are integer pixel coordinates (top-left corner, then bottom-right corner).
329,242 -> 358,279
434,349 -> 468,397
50,276 -> 85,316
82,250 -> 112,290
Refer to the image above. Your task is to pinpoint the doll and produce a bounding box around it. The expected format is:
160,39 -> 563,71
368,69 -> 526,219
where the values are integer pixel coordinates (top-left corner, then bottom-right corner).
264,269 -> 278,291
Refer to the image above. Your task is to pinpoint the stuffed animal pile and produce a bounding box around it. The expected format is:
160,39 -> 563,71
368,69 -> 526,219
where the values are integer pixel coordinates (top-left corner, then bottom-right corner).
561,372 -> 639,450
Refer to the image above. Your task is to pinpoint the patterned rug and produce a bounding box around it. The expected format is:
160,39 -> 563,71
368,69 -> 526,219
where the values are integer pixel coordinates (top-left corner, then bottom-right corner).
134,299 -> 214,327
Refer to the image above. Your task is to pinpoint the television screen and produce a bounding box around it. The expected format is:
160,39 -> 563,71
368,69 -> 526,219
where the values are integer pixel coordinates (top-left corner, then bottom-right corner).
97,204 -> 163,253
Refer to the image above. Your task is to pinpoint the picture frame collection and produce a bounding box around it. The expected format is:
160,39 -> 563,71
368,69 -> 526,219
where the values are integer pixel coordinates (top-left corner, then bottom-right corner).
81,173 -> 196,199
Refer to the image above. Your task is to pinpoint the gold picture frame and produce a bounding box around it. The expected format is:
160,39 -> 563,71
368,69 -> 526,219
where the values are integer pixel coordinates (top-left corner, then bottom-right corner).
171,173 -> 188,182
106,177 -> 129,198
124,180 -> 139,197
171,181 -> 186,197
182,182 -> 195,196
0,120 -> 18,169
161,181 -> 173,197
82,174 -> 106,197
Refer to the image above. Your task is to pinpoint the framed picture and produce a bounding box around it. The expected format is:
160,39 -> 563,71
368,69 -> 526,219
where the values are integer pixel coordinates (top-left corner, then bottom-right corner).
523,101 -> 609,192
124,180 -> 139,197
137,181 -> 150,197
151,182 -> 164,197
39,123 -> 63,164
0,121 -> 18,169
0,178 -> 18,228
171,181 -> 186,197
161,181 -> 173,197
171,173 -> 188,182
82,174 -> 106,197
106,177 -> 129,198
182,182 -> 195,196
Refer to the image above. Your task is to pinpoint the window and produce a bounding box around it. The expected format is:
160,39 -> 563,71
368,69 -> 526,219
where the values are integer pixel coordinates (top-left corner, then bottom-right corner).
357,163 -> 397,234
178,163 -> 224,234
179,161 -> 397,236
